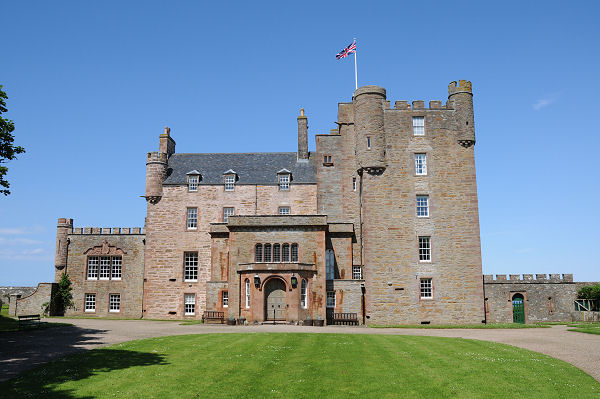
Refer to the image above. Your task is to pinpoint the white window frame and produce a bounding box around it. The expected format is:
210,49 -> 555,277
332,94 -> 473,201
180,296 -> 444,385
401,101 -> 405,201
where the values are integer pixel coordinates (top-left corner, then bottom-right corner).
184,293 -> 196,315
87,256 -> 98,280
99,256 -> 111,280
109,293 -> 121,312
187,207 -> 198,229
326,291 -> 335,308
352,266 -> 362,280
85,293 -> 96,312
111,256 -> 122,280
417,195 -> 429,217
326,249 -> 335,280
301,279 -> 308,309
223,207 -> 234,223
352,177 -> 357,191
188,175 -> 199,192
279,174 -> 290,191
222,291 -> 229,308
184,252 -> 199,282
413,116 -> 425,136
420,278 -> 433,299
367,137 -> 371,149
245,279 -> 250,308
415,153 -> 427,176
224,175 -> 235,191
278,206 -> 290,215
419,236 -> 431,262
323,154 -> 333,164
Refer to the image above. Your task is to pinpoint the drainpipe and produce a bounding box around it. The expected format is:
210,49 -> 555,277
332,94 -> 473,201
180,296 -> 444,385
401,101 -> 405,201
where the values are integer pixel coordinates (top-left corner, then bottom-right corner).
482,274 -> 487,324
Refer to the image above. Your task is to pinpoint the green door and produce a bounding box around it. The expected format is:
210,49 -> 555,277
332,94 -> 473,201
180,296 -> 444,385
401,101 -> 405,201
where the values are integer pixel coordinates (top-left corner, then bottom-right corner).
512,294 -> 525,324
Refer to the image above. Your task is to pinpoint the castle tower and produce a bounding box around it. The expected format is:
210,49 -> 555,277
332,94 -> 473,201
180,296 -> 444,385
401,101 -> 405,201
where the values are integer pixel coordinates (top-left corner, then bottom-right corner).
297,108 -> 309,160
145,127 -> 172,204
448,80 -> 476,148
353,86 -> 387,172
54,218 -> 73,280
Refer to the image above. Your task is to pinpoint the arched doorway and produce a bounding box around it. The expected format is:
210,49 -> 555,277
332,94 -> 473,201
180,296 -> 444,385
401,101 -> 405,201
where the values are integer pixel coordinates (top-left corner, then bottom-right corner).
265,278 -> 287,321
512,293 -> 525,324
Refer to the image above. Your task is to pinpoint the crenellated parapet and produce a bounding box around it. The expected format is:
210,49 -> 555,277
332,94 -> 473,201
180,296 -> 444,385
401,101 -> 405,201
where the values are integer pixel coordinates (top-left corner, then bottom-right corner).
71,227 -> 144,235
484,273 -> 574,283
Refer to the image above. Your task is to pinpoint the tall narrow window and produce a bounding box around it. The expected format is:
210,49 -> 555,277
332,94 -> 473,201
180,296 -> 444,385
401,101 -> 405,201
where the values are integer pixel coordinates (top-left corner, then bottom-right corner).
264,244 -> 272,262
273,244 -> 281,262
255,244 -> 263,262
326,291 -> 335,308
184,294 -> 195,315
224,175 -> 235,191
415,153 -> 427,176
419,236 -> 431,262
223,207 -> 234,223
109,294 -> 120,312
112,256 -> 122,280
245,279 -> 250,308
278,206 -> 290,215
282,244 -> 290,262
326,249 -> 335,280
353,177 -> 357,191
367,137 -> 371,149
222,291 -> 229,308
279,174 -> 290,190
416,195 -> 429,217
301,279 -> 307,309
291,243 -> 298,262
188,175 -> 199,192
420,278 -> 433,298
352,266 -> 362,280
184,252 -> 199,282
87,256 -> 98,280
187,208 -> 198,229
413,116 -> 425,136
99,257 -> 110,280
85,293 -> 96,312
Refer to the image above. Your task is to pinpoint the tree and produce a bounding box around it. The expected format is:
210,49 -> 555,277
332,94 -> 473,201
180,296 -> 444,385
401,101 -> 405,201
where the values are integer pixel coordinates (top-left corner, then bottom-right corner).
52,273 -> 74,315
0,85 -> 25,195
577,284 -> 600,300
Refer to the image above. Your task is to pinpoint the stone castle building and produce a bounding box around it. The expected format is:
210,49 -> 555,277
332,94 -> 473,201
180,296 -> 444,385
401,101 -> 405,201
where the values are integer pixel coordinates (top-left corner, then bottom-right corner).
10,80 -> 590,324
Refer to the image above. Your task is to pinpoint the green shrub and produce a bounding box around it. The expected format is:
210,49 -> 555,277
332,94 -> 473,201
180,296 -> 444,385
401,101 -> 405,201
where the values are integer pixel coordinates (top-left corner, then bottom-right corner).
577,284 -> 600,300
51,273 -> 74,315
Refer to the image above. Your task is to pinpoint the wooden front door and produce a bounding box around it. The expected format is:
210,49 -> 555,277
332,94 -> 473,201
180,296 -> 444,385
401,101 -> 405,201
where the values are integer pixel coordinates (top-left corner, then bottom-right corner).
265,279 -> 287,320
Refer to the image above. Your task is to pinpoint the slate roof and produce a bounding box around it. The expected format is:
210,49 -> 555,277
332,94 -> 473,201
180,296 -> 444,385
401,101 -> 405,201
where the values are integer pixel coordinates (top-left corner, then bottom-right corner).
163,152 -> 316,185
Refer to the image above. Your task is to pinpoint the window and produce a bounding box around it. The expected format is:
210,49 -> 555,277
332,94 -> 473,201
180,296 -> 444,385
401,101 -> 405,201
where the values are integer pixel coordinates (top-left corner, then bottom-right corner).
255,244 -> 263,262
87,256 -> 98,280
415,153 -> 427,176
99,256 -> 110,280
184,252 -> 198,282
417,195 -> 429,217
245,279 -> 250,308
264,244 -> 272,262
224,175 -> 235,191
326,249 -> 335,280
110,256 -> 122,280
419,236 -> 431,262
301,279 -> 307,308
326,291 -> 336,308
109,294 -> 120,312
184,293 -> 195,315
352,266 -> 362,280
367,137 -> 371,149
85,293 -> 96,312
413,116 -> 425,136
188,175 -> 199,192
223,207 -> 234,223
291,243 -> 298,262
323,155 -> 332,165
273,244 -> 281,262
279,174 -> 290,190
222,291 -> 229,308
187,207 -> 198,229
278,206 -> 290,215
282,244 -> 290,262
352,177 -> 356,191
420,278 -> 433,298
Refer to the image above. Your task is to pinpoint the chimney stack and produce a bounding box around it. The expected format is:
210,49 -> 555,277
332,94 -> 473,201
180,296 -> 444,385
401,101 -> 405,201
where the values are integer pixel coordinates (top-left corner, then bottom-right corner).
297,108 -> 308,160
159,126 -> 176,158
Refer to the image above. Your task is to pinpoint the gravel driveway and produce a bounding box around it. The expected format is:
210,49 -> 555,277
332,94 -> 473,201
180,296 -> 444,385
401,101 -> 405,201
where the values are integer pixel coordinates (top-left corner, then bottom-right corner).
1,319 -> 598,383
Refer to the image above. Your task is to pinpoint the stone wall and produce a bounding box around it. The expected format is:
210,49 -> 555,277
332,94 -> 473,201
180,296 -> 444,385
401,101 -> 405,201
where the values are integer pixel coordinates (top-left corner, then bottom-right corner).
13,283 -> 57,316
0,286 -> 36,304
330,279 -> 364,323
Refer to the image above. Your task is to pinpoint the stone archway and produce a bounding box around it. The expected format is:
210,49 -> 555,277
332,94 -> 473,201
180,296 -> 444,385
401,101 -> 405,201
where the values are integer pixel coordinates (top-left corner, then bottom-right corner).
264,278 -> 287,321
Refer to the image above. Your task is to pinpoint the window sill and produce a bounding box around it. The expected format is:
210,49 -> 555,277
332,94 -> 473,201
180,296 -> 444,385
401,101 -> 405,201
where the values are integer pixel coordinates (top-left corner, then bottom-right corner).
417,216 -> 430,218
187,228 -> 197,231
87,278 -> 98,281
99,278 -> 109,281
184,280 -> 198,283
184,313 -> 195,316
112,278 -> 122,281
85,309 -> 95,313
419,260 -> 432,263
420,297 -> 434,301
109,310 -> 120,313
322,163 -> 334,167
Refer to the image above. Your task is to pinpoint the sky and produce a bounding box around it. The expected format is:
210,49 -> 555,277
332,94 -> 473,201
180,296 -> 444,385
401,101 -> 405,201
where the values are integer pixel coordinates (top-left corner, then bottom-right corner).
1,1 -> 599,285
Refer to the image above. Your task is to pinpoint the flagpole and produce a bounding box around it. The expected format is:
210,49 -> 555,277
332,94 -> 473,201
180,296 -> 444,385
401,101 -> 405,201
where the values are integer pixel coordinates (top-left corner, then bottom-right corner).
354,38 -> 358,90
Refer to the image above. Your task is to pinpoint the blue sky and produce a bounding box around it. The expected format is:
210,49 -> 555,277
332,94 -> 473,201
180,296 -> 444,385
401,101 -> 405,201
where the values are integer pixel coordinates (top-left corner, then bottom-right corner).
1,1 -> 599,285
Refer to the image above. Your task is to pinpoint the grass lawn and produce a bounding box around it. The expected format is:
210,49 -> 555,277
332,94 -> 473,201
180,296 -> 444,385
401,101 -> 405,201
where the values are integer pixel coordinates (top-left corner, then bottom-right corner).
2,334 -> 598,398
370,323 -> 548,329
0,305 -> 70,332
567,322 -> 600,335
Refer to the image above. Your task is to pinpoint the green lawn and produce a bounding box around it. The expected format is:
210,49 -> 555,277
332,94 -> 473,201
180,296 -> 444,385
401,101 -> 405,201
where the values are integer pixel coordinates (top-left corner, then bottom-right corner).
2,334 -> 598,398
370,323 -> 548,329
0,304 -> 70,332
567,322 -> 600,335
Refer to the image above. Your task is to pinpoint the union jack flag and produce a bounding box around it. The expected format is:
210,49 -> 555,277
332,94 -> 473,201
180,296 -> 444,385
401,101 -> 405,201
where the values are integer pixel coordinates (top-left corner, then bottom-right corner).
336,40 -> 356,59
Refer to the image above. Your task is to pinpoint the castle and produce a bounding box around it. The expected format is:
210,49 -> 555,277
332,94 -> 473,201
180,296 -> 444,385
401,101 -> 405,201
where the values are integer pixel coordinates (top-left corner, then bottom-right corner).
10,81 -> 594,325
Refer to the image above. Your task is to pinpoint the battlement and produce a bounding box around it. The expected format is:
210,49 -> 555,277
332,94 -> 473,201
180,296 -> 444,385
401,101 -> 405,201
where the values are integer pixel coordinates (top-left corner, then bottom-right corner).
448,80 -> 472,96
70,227 -> 144,235
57,218 -> 73,226
484,273 -> 574,283
391,100 -> 451,110
146,151 -> 168,162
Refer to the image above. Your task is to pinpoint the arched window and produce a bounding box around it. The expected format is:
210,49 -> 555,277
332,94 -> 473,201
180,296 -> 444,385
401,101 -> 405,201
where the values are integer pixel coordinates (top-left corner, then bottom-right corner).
273,244 -> 281,262
255,244 -> 263,262
245,279 -> 250,308
291,243 -> 298,262
264,244 -> 272,262
326,249 -> 335,280
301,279 -> 307,309
282,244 -> 290,262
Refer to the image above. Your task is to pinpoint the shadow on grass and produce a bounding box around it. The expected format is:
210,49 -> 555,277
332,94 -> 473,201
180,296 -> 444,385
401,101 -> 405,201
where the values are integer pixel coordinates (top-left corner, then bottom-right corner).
0,314 -> 70,332
2,348 -> 167,398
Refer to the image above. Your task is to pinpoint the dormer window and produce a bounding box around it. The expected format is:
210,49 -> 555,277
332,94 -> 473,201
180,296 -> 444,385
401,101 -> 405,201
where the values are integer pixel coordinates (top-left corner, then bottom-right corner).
277,169 -> 291,191
186,170 -> 201,192
223,169 -> 237,191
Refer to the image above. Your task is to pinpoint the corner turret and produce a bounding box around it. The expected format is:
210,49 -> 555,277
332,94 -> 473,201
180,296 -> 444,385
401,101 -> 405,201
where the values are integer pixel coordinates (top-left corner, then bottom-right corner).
353,85 -> 387,173
448,80 -> 476,148
54,218 -> 73,280
145,127 -> 172,204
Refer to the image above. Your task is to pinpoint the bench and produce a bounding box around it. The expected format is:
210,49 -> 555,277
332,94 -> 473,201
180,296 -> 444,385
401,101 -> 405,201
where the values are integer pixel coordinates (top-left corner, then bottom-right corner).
18,314 -> 41,329
332,312 -> 359,325
202,311 -> 224,324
